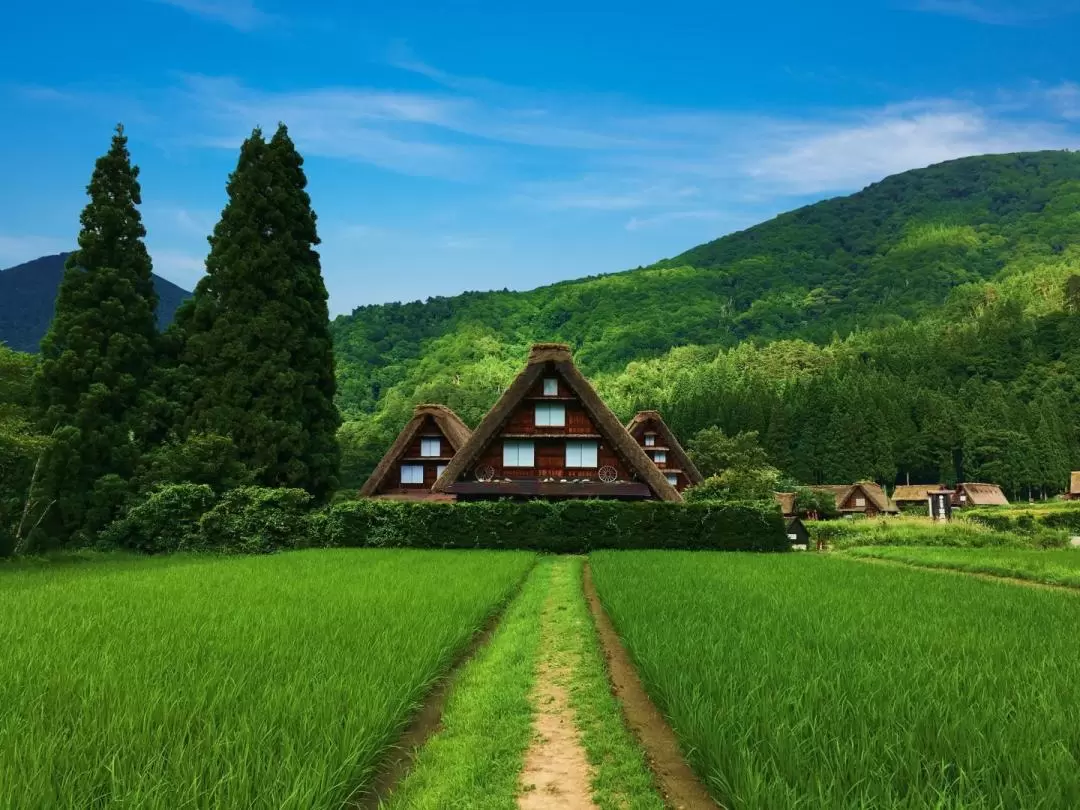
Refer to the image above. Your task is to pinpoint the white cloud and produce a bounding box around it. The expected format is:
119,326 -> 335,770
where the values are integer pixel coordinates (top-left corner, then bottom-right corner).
150,248 -> 206,289
747,103 -> 1071,195
0,235 -> 70,266
624,210 -> 733,232
152,0 -> 273,31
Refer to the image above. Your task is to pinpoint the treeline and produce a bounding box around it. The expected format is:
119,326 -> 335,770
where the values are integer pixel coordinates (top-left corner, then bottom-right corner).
0,125 -> 338,554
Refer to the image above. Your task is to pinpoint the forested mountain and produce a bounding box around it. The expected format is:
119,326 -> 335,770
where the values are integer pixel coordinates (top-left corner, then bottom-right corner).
333,151 -> 1080,494
0,253 -> 191,353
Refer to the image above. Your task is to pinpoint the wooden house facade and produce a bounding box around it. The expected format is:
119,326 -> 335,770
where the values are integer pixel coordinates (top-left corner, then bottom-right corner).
625,410 -> 703,493
433,344 -> 680,501
359,404 -> 472,499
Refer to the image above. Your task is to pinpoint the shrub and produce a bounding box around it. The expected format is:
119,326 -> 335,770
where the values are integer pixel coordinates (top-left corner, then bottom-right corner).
0,524 -> 13,558
101,484 -> 216,554
809,516 -> 1069,550
198,486 -> 313,554
308,498 -> 786,552
962,503 -> 1080,535
135,433 -> 254,494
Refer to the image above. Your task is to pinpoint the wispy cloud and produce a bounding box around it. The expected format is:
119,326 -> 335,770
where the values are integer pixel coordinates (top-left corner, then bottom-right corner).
0,235 -> 69,266
150,248 -> 206,288
912,0 -> 1080,25
625,210 -> 733,232
152,0 -> 273,31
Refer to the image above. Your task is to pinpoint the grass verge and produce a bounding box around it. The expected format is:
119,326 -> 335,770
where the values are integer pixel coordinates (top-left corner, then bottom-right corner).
844,545 -> 1080,589
382,558 -> 553,809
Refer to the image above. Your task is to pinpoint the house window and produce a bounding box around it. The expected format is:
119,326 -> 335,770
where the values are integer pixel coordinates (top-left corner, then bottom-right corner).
543,378 -> 559,396
644,434 -> 656,447
420,438 -> 441,457
854,497 -> 866,507
535,402 -> 566,427
666,473 -> 679,486
565,440 -> 598,468
653,450 -> 667,464
503,440 -> 535,467
436,464 -> 447,478
400,464 -> 424,485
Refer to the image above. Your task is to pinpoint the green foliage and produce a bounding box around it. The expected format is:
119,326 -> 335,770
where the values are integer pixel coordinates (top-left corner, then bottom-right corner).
135,432 -> 253,494
173,125 -> 340,502
0,347 -> 45,544
809,516 -> 1067,550
792,485 -> 839,518
686,427 -> 772,479
29,125 -> 159,547
198,486 -> 313,553
101,483 -> 216,554
962,502 -> 1080,535
309,498 -> 786,552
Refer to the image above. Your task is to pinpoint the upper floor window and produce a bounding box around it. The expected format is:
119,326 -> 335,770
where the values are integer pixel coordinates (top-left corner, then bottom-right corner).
400,464 -> 424,485
644,434 -> 656,447
666,473 -> 679,486
854,496 -> 866,507
436,464 -> 448,478
566,440 -> 598,468
543,378 -> 559,396
535,402 -> 566,427
652,450 -> 667,464
504,440 -> 535,467
420,438 -> 441,457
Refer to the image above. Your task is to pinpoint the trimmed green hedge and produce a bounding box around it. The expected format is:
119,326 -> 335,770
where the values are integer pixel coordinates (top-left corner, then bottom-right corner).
962,503 -> 1080,535
308,498 -> 786,552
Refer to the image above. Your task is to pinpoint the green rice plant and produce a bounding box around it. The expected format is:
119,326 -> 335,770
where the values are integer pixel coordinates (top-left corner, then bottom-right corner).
591,550 -> 1080,809
810,515 -> 1067,549
846,545 -> 1080,588
961,501 -> 1080,535
0,549 -> 533,809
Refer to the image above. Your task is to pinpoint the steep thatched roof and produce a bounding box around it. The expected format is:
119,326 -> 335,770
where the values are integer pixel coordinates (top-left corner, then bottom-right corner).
891,484 -> 942,503
359,404 -> 472,497
815,482 -> 897,513
433,343 -> 681,501
1070,471 -> 1080,496
625,410 -> 704,485
775,492 -> 797,516
957,482 -> 1009,506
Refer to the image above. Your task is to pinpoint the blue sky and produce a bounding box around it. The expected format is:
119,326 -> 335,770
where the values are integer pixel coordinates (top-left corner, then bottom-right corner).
1,0 -> 1079,315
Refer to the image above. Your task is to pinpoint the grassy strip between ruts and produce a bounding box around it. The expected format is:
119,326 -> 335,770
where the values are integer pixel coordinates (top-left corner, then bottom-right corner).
546,557 -> 664,810
382,558 -> 552,809
844,545 -> 1080,589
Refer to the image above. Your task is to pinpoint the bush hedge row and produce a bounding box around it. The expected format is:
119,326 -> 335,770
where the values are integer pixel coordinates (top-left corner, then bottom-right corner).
309,498 -> 786,552
101,487 -> 787,554
961,503 -> 1080,535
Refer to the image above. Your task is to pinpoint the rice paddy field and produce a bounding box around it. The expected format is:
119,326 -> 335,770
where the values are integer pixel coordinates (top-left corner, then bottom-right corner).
590,550 -> 1080,809
846,545 -> 1080,588
0,549 -> 533,809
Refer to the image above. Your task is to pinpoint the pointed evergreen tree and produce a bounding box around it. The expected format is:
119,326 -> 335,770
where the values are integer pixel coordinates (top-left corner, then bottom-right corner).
30,125 -> 159,546
176,125 -> 340,500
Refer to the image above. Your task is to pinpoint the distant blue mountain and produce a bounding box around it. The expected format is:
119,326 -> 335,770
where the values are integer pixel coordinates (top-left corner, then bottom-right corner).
0,252 -> 192,353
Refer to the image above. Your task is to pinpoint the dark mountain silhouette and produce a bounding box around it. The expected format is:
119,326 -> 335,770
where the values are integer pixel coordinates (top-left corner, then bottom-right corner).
0,253 -> 192,353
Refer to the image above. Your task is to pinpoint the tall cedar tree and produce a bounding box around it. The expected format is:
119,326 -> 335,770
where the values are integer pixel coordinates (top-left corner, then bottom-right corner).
31,125 -> 159,545
175,125 -> 340,500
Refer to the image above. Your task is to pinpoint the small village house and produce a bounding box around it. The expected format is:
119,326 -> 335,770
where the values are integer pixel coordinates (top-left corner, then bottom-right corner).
891,484 -> 949,509
359,404 -> 472,499
952,483 -> 1009,508
785,516 -> 811,549
1067,472 -> 1080,501
432,344 -> 680,501
625,410 -> 704,493
815,482 -> 898,517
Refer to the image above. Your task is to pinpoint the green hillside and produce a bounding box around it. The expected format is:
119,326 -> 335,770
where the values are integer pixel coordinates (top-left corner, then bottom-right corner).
333,151 -> 1080,491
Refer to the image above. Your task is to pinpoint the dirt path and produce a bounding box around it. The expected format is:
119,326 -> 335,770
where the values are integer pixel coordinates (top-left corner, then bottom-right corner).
582,563 -> 718,810
519,564 -> 598,810
842,553 -> 1080,594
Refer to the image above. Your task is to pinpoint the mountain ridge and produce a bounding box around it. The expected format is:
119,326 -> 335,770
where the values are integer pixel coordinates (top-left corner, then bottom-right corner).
0,253 -> 192,353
